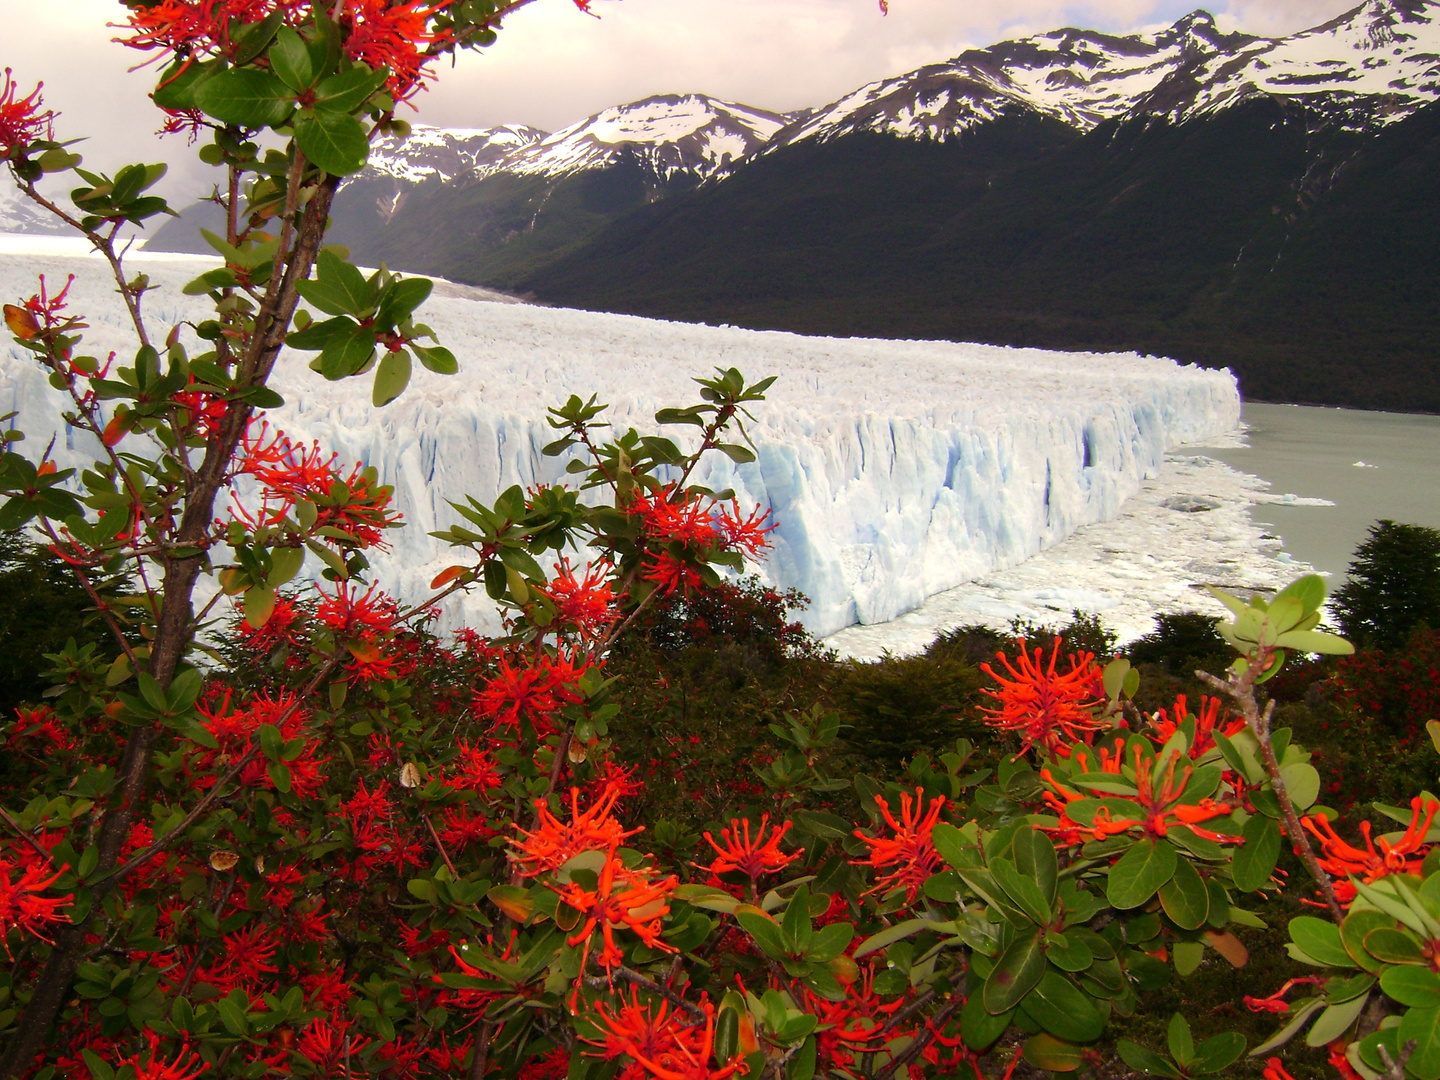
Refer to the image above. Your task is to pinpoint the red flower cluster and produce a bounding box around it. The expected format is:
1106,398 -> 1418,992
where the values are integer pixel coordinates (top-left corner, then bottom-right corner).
236,424 -> 401,549
979,639 -> 1105,757
551,845 -> 677,985
511,783 -> 640,877
851,788 -> 946,901
115,1030 -> 209,1080
1302,795 -> 1439,906
585,993 -> 743,1080
191,688 -> 329,798
545,559 -> 617,640
699,815 -> 799,882
0,68 -> 54,157
1150,694 -> 1245,756
0,845 -> 71,957
475,650 -> 589,733
340,0 -> 453,103
1041,744 -> 1235,845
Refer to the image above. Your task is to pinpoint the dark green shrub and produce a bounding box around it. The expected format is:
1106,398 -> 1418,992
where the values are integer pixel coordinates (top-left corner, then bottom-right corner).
1333,519 -> 1440,648
0,534 -> 99,717
1127,611 -> 1233,674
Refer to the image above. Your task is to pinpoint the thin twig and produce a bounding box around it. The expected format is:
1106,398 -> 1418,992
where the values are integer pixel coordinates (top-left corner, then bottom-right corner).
0,806 -> 53,865
1197,665 -> 1346,923
873,993 -> 964,1080
424,814 -> 460,878
584,968 -> 707,1024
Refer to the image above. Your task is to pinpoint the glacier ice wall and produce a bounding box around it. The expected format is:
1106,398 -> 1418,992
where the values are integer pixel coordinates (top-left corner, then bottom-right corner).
0,250 -> 1240,636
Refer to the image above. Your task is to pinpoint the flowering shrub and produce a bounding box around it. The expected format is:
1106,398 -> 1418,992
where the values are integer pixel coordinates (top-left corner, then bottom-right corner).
0,5 -> 1432,1080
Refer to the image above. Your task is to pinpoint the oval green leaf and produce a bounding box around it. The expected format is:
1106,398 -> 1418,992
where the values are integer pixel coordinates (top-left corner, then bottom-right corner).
1107,838 -> 1178,910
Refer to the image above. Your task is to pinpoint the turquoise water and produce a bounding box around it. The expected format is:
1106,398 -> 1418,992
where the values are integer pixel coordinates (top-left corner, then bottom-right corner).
1205,403 -> 1440,584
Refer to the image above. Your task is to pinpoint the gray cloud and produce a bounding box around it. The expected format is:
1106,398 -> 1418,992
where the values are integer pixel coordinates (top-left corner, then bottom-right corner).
3,0 -> 1362,211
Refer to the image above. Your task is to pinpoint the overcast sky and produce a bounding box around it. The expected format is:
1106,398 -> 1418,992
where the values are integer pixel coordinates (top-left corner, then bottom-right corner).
7,0 -> 1356,201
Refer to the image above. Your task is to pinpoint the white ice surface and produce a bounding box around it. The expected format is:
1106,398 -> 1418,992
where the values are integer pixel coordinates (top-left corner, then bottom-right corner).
0,245 -> 1239,639
823,449 -> 1323,659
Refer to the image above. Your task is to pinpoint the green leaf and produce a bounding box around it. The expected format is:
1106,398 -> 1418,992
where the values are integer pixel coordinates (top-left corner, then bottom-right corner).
1364,926 -> 1427,965
152,58 -> 220,111
960,995 -> 1013,1050
1173,940 -> 1205,976
1272,629 -> 1354,655
1117,1041 -> 1182,1077
1158,857 -> 1209,930
991,859 -> 1051,926
1306,992 -> 1368,1047
1022,1032 -> 1084,1073
1279,763 -> 1321,810
269,27 -> 315,92
1167,1013 -> 1194,1067
193,68 -> 294,128
1381,965 -> 1440,1008
736,909 -> 790,961
1400,1004 -> 1440,1080
245,586 -> 277,629
296,108 -> 370,176
313,65 -> 390,111
1192,1032 -> 1247,1075
411,341 -> 458,374
1011,828 -> 1059,907
984,930 -> 1045,1014
851,918 -> 932,960
1231,814 -> 1281,892
1276,573 -> 1327,614
377,276 -> 433,326
1107,838 -> 1178,910
1024,969 -> 1103,1042
1289,916 -> 1356,969
805,923 -> 853,964
372,349 -> 412,407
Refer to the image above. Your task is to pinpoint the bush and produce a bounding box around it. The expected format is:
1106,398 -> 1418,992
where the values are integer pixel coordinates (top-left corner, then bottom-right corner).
1333,519 -> 1440,648
1127,611 -> 1233,674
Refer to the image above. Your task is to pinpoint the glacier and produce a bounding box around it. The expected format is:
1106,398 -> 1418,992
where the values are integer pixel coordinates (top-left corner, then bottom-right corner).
0,244 -> 1239,638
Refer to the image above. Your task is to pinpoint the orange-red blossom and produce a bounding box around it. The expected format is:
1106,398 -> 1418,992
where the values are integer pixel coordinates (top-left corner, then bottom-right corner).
510,783 -> 641,877
586,992 -> 746,1080
1302,795 -> 1439,905
699,814 -> 800,880
551,844 -> 677,985
851,788 -> 946,902
1041,744 -> 1235,844
0,855 -> 72,957
979,639 -> 1105,757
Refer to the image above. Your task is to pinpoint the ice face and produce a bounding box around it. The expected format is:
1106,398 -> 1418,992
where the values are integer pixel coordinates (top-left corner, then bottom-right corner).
0,247 -> 1239,637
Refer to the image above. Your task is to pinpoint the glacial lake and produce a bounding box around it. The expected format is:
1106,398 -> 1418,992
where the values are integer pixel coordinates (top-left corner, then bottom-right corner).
1205,402 -> 1440,584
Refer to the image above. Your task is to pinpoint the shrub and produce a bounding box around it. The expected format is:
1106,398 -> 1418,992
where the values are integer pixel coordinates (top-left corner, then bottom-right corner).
1332,519 -> 1440,647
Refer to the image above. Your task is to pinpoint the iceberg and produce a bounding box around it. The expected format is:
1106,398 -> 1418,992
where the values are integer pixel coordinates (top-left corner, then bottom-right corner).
0,248 -> 1240,637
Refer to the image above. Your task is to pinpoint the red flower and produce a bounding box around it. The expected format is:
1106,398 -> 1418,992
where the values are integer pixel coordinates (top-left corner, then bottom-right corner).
510,783 -> 640,877
339,0 -> 453,104
475,651 -> 589,733
979,639 -> 1105,757
699,815 -> 800,881
1302,796 -> 1439,906
585,995 -> 745,1080
0,853 -> 71,956
545,558 -> 616,639
851,788 -> 946,902
642,551 -> 704,597
717,500 -> 776,559
296,1014 -> 371,1072
0,69 -> 54,156
1262,1058 -> 1299,1080
115,1030 -> 209,1080
1150,694 -> 1244,757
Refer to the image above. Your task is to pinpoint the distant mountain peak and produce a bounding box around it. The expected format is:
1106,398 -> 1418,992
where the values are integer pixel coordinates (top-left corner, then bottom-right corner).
494,93 -> 788,179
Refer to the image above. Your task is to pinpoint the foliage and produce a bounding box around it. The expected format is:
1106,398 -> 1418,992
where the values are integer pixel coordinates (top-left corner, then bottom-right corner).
0,8 -> 1433,1080
1127,612 -> 1234,676
0,534 -> 100,724
1333,521 -> 1440,649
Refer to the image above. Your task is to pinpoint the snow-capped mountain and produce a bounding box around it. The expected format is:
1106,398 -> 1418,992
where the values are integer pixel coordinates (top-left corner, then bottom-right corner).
364,124 -> 546,184
774,0 -> 1439,149
473,94 -> 788,181
772,13 -> 1252,147
1136,0 -> 1440,127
